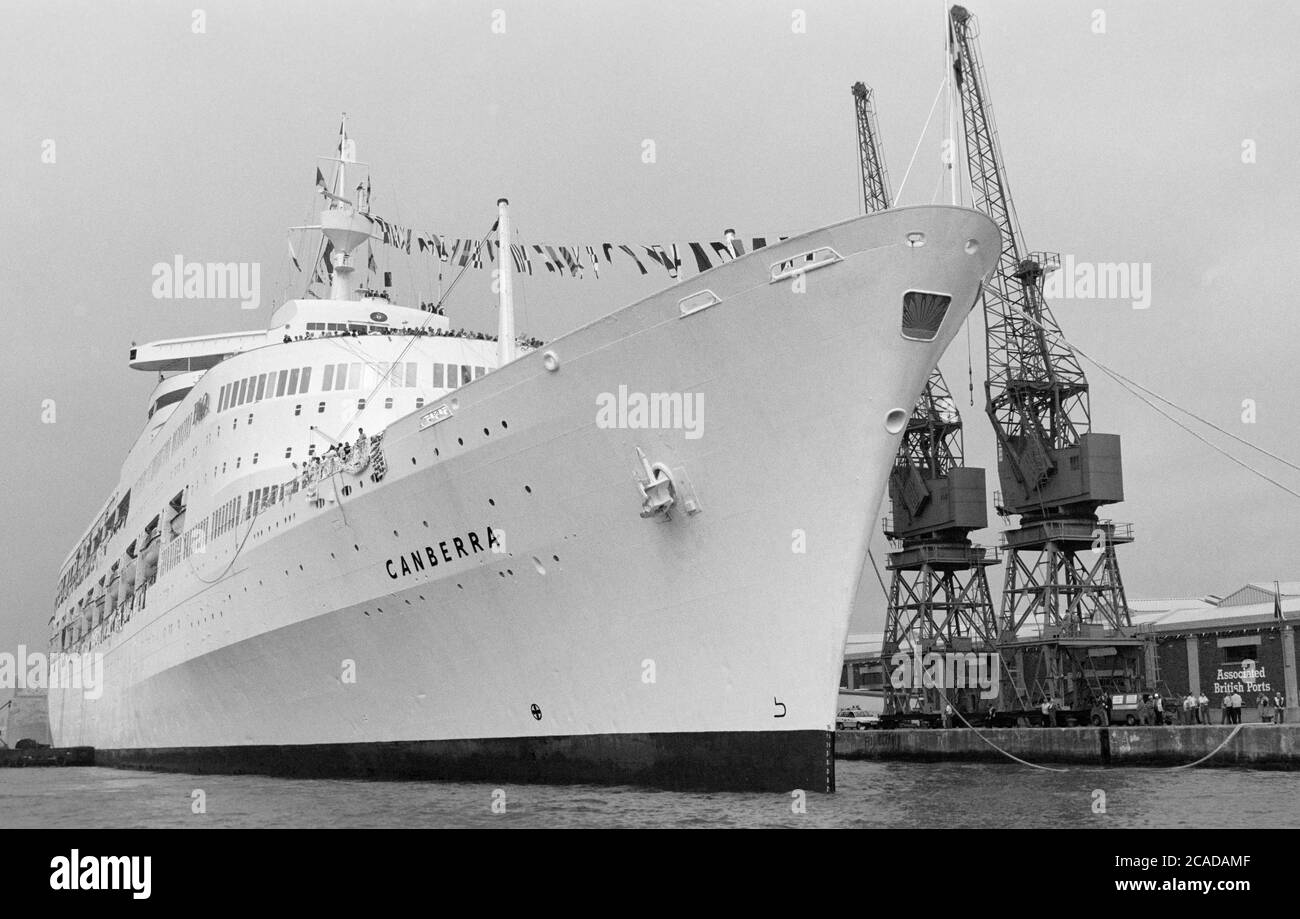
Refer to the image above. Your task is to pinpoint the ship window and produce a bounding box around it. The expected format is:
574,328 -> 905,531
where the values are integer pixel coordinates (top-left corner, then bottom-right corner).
416,397 -> 425,409
433,363 -> 444,387
294,404 -> 302,416
358,399 -> 366,410
247,413 -> 253,425
322,364 -> 335,391
348,363 -> 362,389
318,402 -> 326,413
461,365 -> 472,385
252,452 -> 259,465
255,375 -> 267,401
286,368 -> 299,394
300,367 -> 311,392
276,370 -> 288,397
405,363 -> 418,387
152,387 -> 191,413
900,291 -> 951,342
232,417 -> 238,429
307,322 -> 324,330
328,323 -> 343,331
238,378 -> 248,405
474,366 -> 485,379
285,447 -> 292,458
218,385 -> 227,412
308,444 -> 316,457
384,397 -> 394,409
236,457 -> 241,469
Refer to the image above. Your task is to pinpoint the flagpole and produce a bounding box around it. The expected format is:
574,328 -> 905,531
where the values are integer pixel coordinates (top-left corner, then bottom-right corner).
496,198 -> 516,367
1278,581 -> 1300,723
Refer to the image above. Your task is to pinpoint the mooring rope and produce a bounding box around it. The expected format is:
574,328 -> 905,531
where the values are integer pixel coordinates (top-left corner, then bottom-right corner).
1165,723 -> 1244,770
935,687 -> 1071,773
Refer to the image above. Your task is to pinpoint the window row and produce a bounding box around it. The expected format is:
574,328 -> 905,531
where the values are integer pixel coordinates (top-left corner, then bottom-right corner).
216,362 -> 488,416
434,363 -> 487,387
218,366 -> 313,413
322,361 -> 419,391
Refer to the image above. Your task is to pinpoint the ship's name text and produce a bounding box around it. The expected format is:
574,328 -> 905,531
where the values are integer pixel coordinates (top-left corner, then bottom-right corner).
386,527 -> 500,579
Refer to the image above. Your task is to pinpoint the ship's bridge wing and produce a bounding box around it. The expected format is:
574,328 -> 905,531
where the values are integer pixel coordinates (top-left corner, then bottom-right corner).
129,329 -> 270,371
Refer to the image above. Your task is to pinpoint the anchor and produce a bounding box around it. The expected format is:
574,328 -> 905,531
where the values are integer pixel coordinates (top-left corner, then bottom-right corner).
635,447 -> 701,519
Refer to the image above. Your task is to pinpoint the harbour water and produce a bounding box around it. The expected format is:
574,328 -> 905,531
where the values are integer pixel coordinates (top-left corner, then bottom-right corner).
3,761 -> 1296,828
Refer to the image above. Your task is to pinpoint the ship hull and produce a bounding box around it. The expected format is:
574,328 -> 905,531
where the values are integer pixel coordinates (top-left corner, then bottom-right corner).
51,206 -> 999,792
95,730 -> 833,791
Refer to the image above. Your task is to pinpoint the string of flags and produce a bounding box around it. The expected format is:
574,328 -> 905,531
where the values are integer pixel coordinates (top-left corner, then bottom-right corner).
364,211 -> 788,280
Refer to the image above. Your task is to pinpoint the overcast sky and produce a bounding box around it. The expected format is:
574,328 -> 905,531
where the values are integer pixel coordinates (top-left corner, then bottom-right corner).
2,0 -> 1297,663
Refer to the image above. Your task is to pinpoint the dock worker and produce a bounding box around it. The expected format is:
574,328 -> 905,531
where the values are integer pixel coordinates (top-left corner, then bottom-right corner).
1260,694 -> 1274,724
1040,698 -> 1053,728
1222,694 -> 1232,724
943,703 -> 954,729
1275,693 -> 1286,724
1230,690 -> 1243,724
1197,691 -> 1209,724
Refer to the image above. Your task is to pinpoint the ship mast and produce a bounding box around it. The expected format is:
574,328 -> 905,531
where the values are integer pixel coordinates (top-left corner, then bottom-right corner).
317,114 -> 371,302
496,197 -> 516,365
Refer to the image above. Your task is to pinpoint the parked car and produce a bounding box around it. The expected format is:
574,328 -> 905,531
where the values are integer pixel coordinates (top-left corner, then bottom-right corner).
836,707 -> 880,730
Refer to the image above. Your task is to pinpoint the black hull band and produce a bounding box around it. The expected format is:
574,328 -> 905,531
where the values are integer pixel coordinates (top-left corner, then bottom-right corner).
95,729 -> 836,793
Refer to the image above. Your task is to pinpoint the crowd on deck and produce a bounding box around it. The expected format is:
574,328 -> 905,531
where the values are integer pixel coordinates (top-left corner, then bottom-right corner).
282,326 -> 544,349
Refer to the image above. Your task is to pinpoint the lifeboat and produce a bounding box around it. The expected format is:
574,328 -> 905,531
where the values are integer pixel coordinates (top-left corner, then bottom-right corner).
141,532 -> 161,580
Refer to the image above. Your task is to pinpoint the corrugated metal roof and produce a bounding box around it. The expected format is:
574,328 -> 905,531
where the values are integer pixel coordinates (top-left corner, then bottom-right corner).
1219,582 -> 1300,606
1142,596 -> 1300,633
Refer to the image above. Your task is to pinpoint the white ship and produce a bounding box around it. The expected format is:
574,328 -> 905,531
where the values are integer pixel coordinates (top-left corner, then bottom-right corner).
48,125 -> 998,791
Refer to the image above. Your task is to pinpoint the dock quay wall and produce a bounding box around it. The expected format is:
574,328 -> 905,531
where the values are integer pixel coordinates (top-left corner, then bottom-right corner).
835,724 -> 1300,768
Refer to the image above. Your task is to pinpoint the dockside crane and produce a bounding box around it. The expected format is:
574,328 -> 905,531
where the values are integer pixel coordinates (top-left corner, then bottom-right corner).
948,5 -> 1147,720
852,81 -> 1000,725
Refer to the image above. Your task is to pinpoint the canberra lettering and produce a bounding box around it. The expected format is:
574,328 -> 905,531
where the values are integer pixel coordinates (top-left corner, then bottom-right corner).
385,526 -> 499,578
